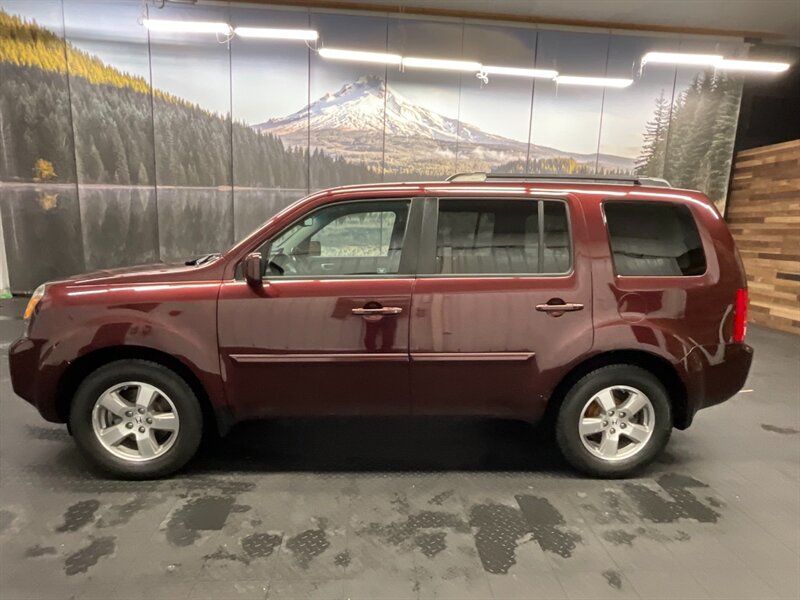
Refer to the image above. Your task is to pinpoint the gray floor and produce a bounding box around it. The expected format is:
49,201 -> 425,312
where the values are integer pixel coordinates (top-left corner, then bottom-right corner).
0,296 -> 798,600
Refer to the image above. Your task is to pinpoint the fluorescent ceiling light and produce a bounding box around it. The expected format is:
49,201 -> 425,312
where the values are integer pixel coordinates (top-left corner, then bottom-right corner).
143,19 -> 230,34
402,57 -> 482,72
319,47 -> 401,64
555,75 -> 633,88
716,59 -> 790,73
642,52 -> 723,66
482,65 -> 558,79
234,27 -> 318,41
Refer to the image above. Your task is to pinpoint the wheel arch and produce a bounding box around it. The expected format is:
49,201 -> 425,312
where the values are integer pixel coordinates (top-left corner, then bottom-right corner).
57,345 -> 228,437
544,349 -> 689,430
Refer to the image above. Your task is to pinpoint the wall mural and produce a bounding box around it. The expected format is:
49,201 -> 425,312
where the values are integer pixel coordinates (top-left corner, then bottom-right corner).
0,0 -> 746,292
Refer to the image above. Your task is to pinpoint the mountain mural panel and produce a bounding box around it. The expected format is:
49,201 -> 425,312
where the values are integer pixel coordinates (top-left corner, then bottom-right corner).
255,75 -> 635,178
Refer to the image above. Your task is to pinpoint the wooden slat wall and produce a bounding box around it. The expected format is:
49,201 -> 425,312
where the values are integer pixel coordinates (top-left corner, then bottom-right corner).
727,139 -> 800,335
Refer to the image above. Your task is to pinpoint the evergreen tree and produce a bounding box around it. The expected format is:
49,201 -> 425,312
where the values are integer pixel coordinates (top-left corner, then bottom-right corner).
635,89 -> 670,177
136,162 -> 148,186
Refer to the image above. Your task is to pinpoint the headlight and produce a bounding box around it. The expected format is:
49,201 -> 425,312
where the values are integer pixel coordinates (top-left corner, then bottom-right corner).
23,284 -> 46,322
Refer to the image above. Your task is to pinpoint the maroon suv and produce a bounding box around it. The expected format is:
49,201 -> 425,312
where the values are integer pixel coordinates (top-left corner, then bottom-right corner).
9,174 -> 753,479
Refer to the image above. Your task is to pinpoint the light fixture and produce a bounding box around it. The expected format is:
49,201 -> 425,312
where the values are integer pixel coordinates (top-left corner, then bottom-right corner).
642,52 -> 723,67
234,27 -> 318,41
555,75 -> 633,88
143,18 -> 231,34
482,65 -> 558,79
319,47 -> 401,64
716,59 -> 790,73
402,57 -> 482,72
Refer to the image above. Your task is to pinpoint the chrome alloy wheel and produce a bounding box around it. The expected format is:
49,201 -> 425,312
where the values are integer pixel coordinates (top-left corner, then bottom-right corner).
578,385 -> 655,462
91,381 -> 180,462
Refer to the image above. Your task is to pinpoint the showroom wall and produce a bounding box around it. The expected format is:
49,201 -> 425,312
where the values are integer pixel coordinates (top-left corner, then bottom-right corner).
0,0 -> 749,292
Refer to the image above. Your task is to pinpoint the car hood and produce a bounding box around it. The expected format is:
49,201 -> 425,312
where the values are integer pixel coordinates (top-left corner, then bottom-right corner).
54,259 -> 226,287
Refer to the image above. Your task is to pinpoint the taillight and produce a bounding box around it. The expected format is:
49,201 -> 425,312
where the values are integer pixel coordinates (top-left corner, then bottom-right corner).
733,288 -> 748,343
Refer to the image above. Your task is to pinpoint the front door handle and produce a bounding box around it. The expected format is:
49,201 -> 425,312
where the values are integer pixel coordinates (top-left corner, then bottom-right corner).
352,307 -> 403,316
535,302 -> 584,312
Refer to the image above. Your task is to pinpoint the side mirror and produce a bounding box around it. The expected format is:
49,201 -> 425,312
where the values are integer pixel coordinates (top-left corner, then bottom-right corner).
308,240 -> 321,257
243,252 -> 262,287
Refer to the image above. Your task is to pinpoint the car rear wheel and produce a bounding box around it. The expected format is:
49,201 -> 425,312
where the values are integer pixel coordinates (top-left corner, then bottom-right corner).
70,360 -> 203,479
556,365 -> 672,478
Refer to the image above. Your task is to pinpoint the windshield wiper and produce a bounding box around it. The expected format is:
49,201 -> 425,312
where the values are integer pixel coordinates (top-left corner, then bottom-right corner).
185,253 -> 220,266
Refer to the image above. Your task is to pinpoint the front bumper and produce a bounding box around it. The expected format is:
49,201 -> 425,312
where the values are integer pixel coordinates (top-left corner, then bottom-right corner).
681,342 -> 754,428
8,336 -> 62,423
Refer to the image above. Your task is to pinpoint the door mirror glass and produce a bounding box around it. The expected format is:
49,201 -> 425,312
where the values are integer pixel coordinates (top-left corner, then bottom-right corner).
243,252 -> 262,286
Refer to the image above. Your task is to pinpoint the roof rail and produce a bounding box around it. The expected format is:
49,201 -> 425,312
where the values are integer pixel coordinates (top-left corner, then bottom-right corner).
446,172 -> 672,187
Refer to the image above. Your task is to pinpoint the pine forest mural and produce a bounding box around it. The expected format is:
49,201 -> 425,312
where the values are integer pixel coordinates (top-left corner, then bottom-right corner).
0,1 -> 745,292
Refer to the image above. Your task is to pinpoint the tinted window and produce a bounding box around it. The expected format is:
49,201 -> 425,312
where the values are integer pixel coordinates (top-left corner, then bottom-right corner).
261,200 -> 409,277
433,199 -> 570,275
604,202 -> 706,276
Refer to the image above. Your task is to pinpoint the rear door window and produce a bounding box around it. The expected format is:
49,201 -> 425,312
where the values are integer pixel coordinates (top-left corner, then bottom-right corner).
603,201 -> 706,276
432,199 -> 571,275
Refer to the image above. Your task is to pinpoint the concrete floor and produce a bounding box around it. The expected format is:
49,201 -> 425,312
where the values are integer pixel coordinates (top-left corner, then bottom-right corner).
0,296 -> 798,600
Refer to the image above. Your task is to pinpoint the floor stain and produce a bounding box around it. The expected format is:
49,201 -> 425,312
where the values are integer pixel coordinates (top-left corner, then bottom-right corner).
204,545 -> 249,564
603,569 -> 623,590
56,500 -> 100,533
334,550 -> 351,567
364,510 -> 470,547
286,529 -> 330,569
165,496 -> 235,546
761,424 -> 799,435
24,425 -> 69,442
622,474 -> 720,524
0,509 -> 15,534
516,495 -> 581,559
602,529 -> 636,546
64,537 -> 115,575
97,494 -> 161,528
24,544 -> 57,558
241,532 -> 282,559
581,490 -> 634,525
415,531 -> 447,558
428,490 -> 454,506
469,503 -> 528,574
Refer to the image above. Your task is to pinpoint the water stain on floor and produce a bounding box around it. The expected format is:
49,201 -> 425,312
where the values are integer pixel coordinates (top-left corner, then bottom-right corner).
24,544 -> 57,558
56,499 -> 100,533
515,495 -> 581,559
603,569 -> 623,590
622,474 -> 720,523
96,494 -> 162,528
165,495 -> 236,547
468,503 -> 529,575
64,536 -> 115,575
241,532 -> 282,559
761,424 -> 799,435
333,550 -> 351,567
286,529 -> 330,569
415,531 -> 447,558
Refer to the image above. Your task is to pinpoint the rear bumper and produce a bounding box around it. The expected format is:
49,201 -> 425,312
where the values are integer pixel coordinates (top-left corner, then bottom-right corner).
680,342 -> 753,428
8,336 -> 63,423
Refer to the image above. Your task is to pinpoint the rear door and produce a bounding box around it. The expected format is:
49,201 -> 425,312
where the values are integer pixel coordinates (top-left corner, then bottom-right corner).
218,197 -> 422,420
409,195 -> 593,421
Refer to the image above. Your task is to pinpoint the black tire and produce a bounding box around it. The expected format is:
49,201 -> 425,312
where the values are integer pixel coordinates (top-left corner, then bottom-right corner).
556,365 -> 672,478
69,360 -> 203,479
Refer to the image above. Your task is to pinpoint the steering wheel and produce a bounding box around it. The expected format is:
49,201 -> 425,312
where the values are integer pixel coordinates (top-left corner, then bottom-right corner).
268,251 -> 298,276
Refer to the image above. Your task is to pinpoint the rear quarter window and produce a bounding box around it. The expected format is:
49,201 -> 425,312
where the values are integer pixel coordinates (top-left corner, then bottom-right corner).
603,201 -> 706,276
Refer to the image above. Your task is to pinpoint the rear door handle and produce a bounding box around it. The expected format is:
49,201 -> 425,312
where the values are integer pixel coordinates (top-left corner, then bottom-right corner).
352,307 -> 403,316
535,302 -> 584,312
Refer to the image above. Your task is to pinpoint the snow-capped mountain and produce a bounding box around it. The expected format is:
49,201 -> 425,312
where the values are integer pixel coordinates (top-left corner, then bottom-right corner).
253,75 -> 634,174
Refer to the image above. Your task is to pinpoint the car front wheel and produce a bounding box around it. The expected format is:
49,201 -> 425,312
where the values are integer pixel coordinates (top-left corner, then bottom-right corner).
556,365 -> 672,478
69,360 -> 203,479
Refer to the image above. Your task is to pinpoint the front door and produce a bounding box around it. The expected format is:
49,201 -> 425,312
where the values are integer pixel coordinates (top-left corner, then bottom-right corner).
409,196 -> 593,421
218,198 -> 419,420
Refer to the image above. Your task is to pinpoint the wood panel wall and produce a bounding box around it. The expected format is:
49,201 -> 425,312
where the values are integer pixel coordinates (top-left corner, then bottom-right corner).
727,139 -> 800,335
